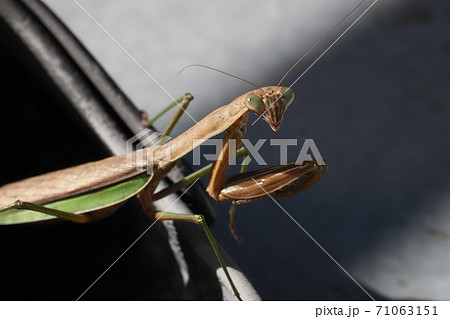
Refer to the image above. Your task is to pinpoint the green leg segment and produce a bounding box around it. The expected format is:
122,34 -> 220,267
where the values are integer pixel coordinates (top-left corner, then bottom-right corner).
147,93 -> 244,299
0,200 -> 90,224
159,93 -> 193,142
143,93 -> 194,145
155,211 -> 242,301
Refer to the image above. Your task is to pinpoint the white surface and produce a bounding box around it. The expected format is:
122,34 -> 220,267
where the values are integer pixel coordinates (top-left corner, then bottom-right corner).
42,0 -> 450,300
216,267 -> 261,301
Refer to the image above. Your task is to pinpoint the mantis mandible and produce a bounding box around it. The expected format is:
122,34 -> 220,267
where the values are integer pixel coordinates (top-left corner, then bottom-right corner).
0,0 -> 369,300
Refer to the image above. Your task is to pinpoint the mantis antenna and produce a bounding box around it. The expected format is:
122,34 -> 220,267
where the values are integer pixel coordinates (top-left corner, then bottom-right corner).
178,64 -> 264,95
246,0 -> 370,127
277,0 -> 368,87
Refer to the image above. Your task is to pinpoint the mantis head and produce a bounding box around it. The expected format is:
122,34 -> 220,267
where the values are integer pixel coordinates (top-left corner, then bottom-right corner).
244,86 -> 294,131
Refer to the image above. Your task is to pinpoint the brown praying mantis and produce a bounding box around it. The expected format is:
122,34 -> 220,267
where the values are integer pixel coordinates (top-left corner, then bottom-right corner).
0,85 -> 326,301
0,0 -> 370,300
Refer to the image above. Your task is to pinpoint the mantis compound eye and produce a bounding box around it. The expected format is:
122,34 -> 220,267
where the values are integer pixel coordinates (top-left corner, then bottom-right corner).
245,93 -> 264,114
280,88 -> 294,108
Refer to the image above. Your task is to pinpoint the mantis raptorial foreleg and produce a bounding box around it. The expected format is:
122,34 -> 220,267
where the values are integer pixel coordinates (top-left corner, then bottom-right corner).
1,0 -> 356,296
0,0 -> 381,301
0,86 -> 325,301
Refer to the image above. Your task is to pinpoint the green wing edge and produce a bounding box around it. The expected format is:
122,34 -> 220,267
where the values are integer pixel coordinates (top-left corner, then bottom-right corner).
0,174 -> 152,225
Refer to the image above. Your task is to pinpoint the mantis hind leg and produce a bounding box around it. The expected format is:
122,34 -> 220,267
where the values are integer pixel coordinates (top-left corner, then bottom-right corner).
155,211 -> 242,301
0,200 -> 116,225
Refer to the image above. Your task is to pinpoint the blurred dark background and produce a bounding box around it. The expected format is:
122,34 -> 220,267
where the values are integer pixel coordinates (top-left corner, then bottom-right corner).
2,0 -> 449,300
